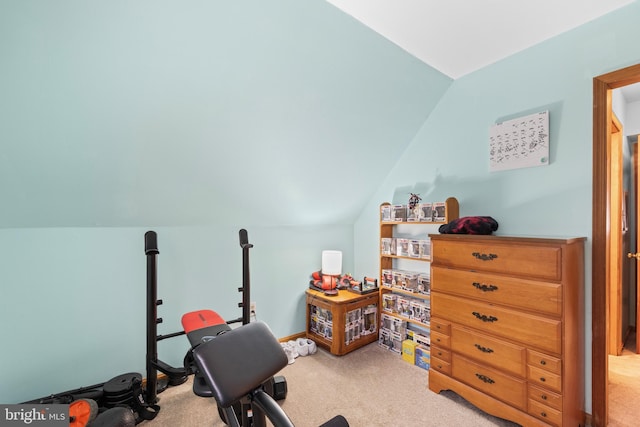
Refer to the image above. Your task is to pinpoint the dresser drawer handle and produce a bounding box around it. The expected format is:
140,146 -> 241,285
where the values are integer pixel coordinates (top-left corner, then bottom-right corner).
540,412 -> 547,418
475,373 -> 495,384
472,282 -> 499,292
474,343 -> 494,353
472,252 -> 498,261
472,311 -> 498,323
540,377 -> 546,382
541,394 -> 548,400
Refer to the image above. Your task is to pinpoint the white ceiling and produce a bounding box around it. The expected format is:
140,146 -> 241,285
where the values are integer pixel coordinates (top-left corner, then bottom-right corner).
326,0 -> 640,102
326,0 -> 635,79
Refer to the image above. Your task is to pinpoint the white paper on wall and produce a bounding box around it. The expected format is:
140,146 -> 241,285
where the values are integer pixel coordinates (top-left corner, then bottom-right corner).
489,110 -> 549,172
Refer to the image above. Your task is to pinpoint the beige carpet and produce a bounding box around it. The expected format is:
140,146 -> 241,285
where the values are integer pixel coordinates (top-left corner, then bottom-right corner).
141,343 -> 519,427
608,335 -> 640,427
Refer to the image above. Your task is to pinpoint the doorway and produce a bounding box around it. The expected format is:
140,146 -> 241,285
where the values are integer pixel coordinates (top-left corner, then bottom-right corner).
593,63 -> 640,427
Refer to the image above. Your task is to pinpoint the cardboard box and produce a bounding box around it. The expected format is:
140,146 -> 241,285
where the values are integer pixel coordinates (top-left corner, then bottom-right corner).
396,238 -> 410,257
433,202 -> 446,222
402,339 -> 418,364
417,273 -> 431,295
419,239 -> 431,259
413,332 -> 431,347
391,205 -> 407,221
380,205 -> 392,222
381,269 -> 393,288
397,295 -> 413,317
390,331 -> 402,354
378,328 -> 391,350
402,271 -> 419,292
410,299 -> 430,324
418,203 -> 432,222
382,293 -> 398,314
415,345 -> 431,371
380,238 -> 393,255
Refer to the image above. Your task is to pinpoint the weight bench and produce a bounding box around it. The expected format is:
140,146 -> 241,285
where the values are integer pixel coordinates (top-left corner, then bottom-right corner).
182,309 -> 231,398
192,321 -> 349,427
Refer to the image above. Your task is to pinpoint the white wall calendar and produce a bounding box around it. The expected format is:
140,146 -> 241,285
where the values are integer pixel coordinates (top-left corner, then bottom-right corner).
489,110 -> 549,172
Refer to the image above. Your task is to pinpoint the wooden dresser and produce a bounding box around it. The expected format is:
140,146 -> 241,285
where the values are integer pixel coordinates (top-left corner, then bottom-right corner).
428,234 -> 585,427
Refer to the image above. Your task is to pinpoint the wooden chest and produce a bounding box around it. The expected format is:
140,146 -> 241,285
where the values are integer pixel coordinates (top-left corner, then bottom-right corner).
428,235 -> 585,427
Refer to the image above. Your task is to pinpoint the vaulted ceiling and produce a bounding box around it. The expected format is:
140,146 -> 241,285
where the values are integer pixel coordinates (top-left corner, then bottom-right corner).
1,1 -> 638,229
326,0 -> 635,79
326,0 -> 640,102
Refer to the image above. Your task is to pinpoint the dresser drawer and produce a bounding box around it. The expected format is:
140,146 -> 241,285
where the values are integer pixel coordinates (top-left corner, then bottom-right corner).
527,350 -> 562,376
529,398 -> 561,426
431,331 -> 451,348
528,365 -> 562,394
430,317 -> 451,335
431,356 -> 451,375
452,354 -> 527,411
432,267 -> 562,316
432,346 -> 451,362
431,239 -> 562,281
528,384 -> 562,411
432,293 -> 561,354
451,325 -> 526,377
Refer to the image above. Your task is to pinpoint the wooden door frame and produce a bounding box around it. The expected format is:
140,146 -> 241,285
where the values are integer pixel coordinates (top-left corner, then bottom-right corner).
634,143 -> 639,354
609,113 -> 623,356
593,63 -> 640,427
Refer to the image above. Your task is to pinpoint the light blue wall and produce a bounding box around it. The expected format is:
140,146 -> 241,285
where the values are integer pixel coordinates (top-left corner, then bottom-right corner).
0,0 -> 450,228
355,1 -> 640,415
0,0 -> 451,404
0,0 -> 452,404
0,225 -> 352,403
2,0 -> 640,414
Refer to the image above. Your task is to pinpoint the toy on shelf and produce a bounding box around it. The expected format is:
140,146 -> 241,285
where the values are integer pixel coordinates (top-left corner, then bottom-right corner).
309,271 -> 352,292
347,277 -> 379,295
407,193 -> 424,222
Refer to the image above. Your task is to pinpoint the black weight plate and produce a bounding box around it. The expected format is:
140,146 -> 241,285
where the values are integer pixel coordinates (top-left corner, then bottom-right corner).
103,373 -> 142,395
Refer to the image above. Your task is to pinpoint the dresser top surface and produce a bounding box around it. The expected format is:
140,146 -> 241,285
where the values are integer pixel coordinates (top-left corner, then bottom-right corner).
429,234 -> 586,245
